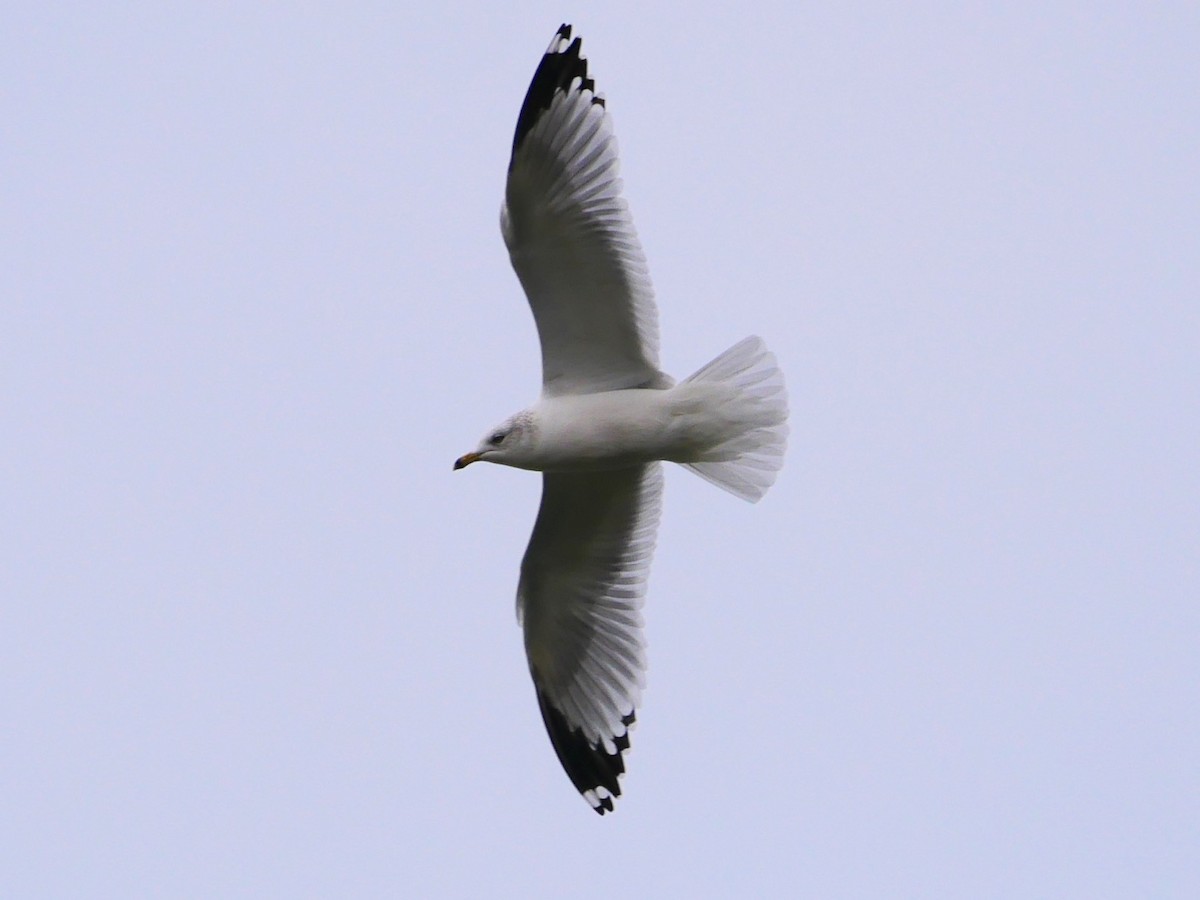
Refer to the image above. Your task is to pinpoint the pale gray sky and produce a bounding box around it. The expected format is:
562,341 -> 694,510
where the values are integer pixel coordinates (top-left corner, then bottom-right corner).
3,3 -> 1197,897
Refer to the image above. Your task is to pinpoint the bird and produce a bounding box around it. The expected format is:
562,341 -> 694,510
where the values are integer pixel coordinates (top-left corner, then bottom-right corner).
455,24 -> 789,814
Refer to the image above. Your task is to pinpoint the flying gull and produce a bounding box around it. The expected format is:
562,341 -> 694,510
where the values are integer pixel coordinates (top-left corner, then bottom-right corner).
455,23 -> 789,814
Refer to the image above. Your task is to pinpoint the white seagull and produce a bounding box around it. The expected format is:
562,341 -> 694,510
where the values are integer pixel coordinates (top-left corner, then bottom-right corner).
455,24 -> 789,814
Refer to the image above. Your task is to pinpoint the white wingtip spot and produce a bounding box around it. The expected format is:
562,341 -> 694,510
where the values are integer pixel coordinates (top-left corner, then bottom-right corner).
584,785 -> 614,811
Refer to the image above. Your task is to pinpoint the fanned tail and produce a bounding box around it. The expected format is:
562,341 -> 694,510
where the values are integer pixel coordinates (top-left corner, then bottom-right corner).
681,336 -> 788,503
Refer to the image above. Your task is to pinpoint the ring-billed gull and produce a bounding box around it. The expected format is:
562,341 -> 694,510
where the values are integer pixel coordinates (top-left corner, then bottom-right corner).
455,24 -> 788,814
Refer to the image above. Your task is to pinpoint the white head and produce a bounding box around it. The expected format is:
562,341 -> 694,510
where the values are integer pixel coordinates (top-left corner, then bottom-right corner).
454,410 -> 538,470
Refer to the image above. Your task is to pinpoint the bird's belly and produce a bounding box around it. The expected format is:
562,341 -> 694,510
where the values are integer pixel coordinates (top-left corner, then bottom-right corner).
533,390 -> 679,471
530,386 -> 733,471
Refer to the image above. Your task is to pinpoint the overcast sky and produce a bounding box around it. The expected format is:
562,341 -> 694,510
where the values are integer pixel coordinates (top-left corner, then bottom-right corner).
3,3 -> 1197,897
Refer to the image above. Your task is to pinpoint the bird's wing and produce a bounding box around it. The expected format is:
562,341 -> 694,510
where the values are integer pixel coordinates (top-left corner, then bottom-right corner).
517,464 -> 662,813
502,24 -> 669,397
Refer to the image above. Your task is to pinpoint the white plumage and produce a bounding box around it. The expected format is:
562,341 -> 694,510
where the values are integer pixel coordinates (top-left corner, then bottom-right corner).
455,24 -> 788,814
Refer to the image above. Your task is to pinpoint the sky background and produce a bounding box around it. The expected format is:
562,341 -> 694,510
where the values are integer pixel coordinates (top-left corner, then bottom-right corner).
3,2 -> 1198,897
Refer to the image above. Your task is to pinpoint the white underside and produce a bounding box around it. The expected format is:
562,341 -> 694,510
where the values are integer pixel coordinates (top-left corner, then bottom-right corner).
515,336 -> 788,501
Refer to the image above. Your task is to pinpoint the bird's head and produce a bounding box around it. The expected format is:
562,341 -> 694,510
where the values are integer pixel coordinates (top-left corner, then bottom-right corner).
454,410 -> 537,470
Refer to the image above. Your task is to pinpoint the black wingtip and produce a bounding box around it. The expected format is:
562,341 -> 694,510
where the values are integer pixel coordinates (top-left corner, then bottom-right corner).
510,24 -> 603,161
533,677 -> 635,815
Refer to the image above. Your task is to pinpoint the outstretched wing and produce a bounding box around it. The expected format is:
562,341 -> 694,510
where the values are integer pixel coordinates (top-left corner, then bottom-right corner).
517,464 -> 662,813
502,24 -> 669,397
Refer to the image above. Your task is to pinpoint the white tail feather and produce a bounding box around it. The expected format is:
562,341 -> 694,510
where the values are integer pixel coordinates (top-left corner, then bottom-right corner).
680,336 -> 788,502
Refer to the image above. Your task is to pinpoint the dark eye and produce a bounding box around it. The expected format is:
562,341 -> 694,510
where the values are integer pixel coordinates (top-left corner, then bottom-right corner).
488,432 -> 506,446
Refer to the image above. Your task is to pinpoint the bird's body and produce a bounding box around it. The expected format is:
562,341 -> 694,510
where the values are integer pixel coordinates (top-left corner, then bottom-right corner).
486,375 -> 773,472
509,390 -> 681,471
456,24 -> 788,814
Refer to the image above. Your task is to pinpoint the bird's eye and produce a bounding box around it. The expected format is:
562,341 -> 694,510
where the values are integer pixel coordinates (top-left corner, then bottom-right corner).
488,432 -> 506,446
